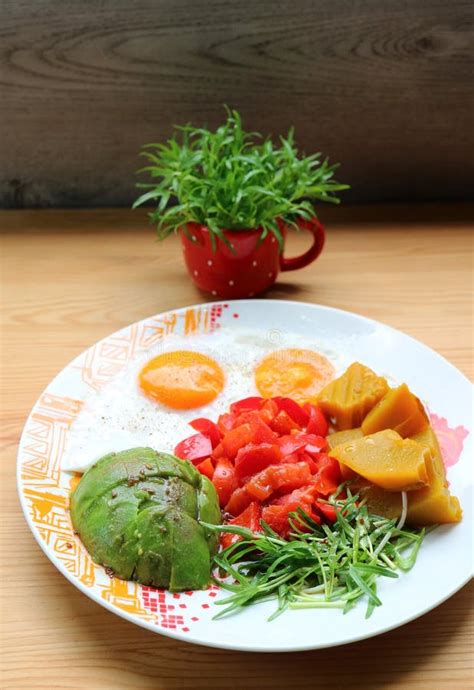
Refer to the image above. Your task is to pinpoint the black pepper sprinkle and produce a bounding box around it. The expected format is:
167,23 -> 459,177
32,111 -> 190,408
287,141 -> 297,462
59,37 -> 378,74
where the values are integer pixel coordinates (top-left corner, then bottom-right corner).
66,542 -> 73,549
145,488 -> 155,495
104,566 -> 115,578
111,489 -> 118,498
145,463 -> 153,470
127,476 -> 139,487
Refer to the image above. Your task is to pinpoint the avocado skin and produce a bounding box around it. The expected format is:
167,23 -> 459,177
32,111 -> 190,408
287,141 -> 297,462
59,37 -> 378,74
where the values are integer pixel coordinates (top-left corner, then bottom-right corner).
70,448 -> 220,590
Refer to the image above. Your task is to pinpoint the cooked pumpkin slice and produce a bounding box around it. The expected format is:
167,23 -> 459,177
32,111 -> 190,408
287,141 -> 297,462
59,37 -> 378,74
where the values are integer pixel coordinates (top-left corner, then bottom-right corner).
327,428 -> 364,450
361,383 -> 429,437
411,425 -> 446,483
330,429 -> 430,491
358,469 -> 461,525
355,437 -> 461,525
357,481 -> 462,525
318,363 -> 389,430
327,427 -> 363,480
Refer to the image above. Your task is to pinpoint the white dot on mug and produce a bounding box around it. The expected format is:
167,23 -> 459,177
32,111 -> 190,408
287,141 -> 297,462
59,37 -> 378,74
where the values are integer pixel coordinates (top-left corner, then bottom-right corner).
211,290 -> 217,296
228,280 -> 234,286
252,261 -> 258,267
268,272 -> 273,278
207,260 -> 213,266
194,270 -> 199,276
271,237 -> 276,243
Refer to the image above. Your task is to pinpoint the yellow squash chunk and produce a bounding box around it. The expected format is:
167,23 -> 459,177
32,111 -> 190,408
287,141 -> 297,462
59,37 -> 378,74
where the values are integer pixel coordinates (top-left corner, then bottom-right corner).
357,450 -> 462,526
318,363 -> 389,430
327,428 -> 363,480
330,429 -> 430,491
327,428 -> 364,450
361,383 -> 429,437
411,426 -> 446,483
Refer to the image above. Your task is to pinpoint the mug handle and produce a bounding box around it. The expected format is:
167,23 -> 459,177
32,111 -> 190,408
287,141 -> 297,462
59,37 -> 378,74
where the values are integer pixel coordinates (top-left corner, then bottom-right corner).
279,217 -> 326,272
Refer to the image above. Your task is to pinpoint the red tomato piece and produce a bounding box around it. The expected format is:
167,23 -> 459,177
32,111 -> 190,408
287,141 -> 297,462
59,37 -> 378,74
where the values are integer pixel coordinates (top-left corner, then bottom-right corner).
217,413 -> 236,434
278,433 -> 326,457
189,418 -> 222,448
270,410 -> 300,435
233,410 -> 277,445
262,490 -> 319,538
303,403 -> 329,437
211,442 -> 225,461
220,502 -> 262,550
213,458 -> 237,507
311,454 -> 342,496
225,486 -> 253,517
302,434 -> 328,455
222,423 -> 253,459
249,415 -> 277,444
196,457 -> 214,480
297,451 -> 319,474
315,500 -> 337,522
246,462 -> 312,501
260,398 -> 279,423
278,434 -> 307,456
230,397 -> 264,415
174,433 -> 213,464
234,442 -> 282,482
272,397 -> 309,427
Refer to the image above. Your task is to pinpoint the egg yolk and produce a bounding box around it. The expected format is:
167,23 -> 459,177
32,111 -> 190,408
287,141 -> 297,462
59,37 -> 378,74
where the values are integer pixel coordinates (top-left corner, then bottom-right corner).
139,351 -> 224,409
255,348 -> 335,404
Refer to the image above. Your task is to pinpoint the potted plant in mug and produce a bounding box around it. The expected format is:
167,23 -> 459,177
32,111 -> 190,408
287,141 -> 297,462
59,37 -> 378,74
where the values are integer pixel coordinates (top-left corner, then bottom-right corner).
133,109 -> 349,299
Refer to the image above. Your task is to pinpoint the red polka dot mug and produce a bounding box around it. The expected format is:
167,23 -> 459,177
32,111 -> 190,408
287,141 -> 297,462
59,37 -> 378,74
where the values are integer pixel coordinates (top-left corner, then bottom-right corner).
180,217 -> 326,299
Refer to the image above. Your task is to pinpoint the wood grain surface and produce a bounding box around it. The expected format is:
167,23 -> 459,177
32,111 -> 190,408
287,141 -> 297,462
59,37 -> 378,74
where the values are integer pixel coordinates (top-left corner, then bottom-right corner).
1,204 -> 473,690
1,0 -> 473,209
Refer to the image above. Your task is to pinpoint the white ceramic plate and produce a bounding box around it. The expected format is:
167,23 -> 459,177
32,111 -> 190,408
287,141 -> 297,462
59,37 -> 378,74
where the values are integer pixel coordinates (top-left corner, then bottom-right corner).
17,300 -> 472,652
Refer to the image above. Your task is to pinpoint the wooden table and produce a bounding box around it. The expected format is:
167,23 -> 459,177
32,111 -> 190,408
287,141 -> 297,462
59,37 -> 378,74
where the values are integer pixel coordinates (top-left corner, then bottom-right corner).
1,205 -> 473,690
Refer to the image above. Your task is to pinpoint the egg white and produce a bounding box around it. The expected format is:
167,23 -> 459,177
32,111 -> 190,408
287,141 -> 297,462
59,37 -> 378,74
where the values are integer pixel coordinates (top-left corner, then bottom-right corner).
62,328 -> 350,473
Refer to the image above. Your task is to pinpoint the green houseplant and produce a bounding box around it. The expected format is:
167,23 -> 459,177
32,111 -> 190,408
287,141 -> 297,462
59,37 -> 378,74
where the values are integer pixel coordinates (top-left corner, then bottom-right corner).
134,108 -> 348,298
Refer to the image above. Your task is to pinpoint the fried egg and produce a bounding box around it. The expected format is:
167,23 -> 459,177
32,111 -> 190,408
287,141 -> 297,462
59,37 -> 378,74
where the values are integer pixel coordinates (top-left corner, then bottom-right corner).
63,329 -> 349,474
139,351 -> 225,409
255,348 -> 335,404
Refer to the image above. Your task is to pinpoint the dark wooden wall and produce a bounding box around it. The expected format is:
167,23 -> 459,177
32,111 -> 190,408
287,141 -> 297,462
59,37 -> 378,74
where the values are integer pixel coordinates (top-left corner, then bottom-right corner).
1,0 -> 473,209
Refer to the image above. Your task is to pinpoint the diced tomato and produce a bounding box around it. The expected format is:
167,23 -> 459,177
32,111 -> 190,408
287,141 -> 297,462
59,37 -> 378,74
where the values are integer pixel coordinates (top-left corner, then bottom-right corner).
249,415 -> 277,444
174,433 -> 213,464
315,500 -> 337,522
278,433 -> 326,457
220,502 -> 262,550
303,403 -> 329,437
278,434 -> 306,456
222,423 -> 253,459
225,486 -> 253,517
233,410 -> 276,445
246,462 -> 313,501
259,398 -> 279,423
274,484 -> 318,506
234,442 -> 282,482
298,452 -> 319,474
213,458 -> 237,507
217,413 -> 236,434
189,418 -> 221,448
230,397 -> 264,415
311,454 -> 341,496
195,457 -> 214,480
270,410 -> 300,435
211,442 -> 225,461
262,488 -> 320,537
272,397 -> 309,427
303,434 -> 328,456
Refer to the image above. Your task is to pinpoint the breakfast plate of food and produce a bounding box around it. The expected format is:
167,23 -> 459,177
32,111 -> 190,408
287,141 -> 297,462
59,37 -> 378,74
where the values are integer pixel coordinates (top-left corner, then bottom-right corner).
17,300 -> 472,651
